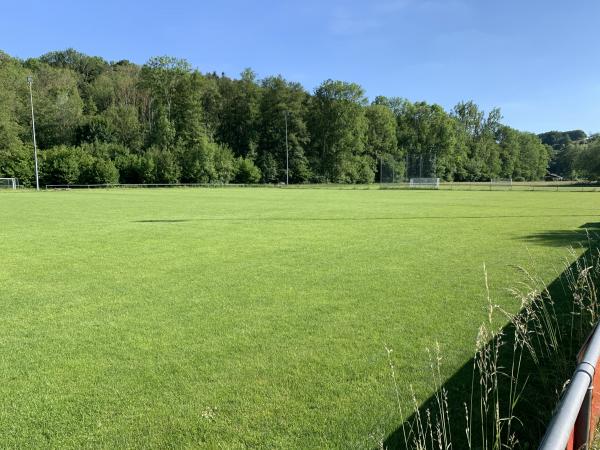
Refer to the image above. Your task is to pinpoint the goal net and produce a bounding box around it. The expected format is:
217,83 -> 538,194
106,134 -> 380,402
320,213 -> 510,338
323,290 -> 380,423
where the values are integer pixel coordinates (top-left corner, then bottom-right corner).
409,177 -> 440,189
378,154 -> 406,184
490,178 -> 512,185
490,178 -> 512,190
0,178 -> 17,189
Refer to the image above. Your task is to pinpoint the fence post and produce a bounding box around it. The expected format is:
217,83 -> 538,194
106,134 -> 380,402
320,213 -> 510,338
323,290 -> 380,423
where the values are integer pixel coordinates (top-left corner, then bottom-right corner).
573,364 -> 595,450
574,375 -> 594,449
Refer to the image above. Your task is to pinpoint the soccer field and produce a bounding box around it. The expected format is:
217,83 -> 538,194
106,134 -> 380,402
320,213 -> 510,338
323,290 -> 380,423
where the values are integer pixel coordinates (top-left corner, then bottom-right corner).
0,188 -> 598,448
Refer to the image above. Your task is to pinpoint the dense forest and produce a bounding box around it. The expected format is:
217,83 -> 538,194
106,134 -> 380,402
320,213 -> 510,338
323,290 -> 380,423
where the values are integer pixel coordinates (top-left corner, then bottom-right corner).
539,130 -> 600,180
0,48 -> 566,186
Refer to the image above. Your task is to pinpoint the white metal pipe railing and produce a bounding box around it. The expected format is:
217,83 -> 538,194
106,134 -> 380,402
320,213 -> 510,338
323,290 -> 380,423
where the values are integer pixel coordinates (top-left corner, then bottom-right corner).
538,323 -> 600,450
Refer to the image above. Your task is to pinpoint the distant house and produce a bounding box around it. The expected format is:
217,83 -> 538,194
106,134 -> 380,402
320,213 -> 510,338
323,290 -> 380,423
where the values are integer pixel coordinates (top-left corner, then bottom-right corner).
545,172 -> 564,181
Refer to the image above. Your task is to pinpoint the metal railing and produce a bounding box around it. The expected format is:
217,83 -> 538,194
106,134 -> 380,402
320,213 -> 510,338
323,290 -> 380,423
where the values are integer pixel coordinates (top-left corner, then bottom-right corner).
40,181 -> 600,192
44,183 -> 259,189
539,323 -> 600,450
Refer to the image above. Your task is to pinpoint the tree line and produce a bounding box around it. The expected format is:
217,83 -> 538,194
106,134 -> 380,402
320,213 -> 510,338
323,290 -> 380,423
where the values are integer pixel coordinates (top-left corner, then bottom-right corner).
539,130 -> 600,180
0,48 -> 554,186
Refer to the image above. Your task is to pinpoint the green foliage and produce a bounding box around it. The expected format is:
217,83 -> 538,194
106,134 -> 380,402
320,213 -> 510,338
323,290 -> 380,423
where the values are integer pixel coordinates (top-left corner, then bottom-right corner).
38,144 -> 123,185
539,129 -> 587,149
539,130 -> 589,178
0,144 -> 34,186
365,104 -> 398,157
115,153 -> 144,183
308,79 -> 368,182
0,48 -> 579,184
396,101 -> 458,179
139,56 -> 191,121
179,135 -> 236,183
29,65 -> 84,149
572,137 -> 600,180
39,145 -> 83,185
39,48 -> 108,85
365,104 -> 398,181
257,76 -> 310,183
104,106 -> 143,150
234,156 -> 261,183
212,144 -> 236,183
216,69 -> 261,158
145,147 -> 181,184
81,157 -> 119,184
513,131 -> 550,180
76,114 -> 114,143
172,72 -> 206,147
452,101 -> 502,180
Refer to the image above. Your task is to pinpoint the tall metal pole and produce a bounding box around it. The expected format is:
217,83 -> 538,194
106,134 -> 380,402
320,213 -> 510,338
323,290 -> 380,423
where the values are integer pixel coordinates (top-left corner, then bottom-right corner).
284,111 -> 289,185
27,76 -> 40,191
380,154 -> 383,184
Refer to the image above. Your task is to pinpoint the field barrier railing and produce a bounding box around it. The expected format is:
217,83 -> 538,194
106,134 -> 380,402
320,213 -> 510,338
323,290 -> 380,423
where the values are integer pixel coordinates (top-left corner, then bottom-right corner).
41,182 -> 600,192
45,183 -> 263,189
539,322 -> 600,450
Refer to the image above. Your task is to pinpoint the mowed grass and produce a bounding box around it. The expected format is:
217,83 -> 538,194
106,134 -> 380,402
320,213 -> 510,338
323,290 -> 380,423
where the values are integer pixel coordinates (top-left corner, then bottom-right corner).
0,188 -> 598,448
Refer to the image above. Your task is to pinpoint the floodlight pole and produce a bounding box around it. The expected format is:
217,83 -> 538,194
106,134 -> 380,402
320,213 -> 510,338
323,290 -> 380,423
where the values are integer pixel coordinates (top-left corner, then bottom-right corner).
27,76 -> 40,191
284,110 -> 289,185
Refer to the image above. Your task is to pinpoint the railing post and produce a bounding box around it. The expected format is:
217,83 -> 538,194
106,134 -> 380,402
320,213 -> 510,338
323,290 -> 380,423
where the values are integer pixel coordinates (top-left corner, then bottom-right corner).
574,373 -> 594,450
539,323 -> 600,450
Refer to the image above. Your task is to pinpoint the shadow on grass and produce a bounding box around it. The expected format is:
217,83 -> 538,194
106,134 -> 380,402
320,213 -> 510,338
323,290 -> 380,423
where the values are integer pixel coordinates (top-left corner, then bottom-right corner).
518,222 -> 600,248
383,223 -> 600,449
134,219 -> 190,223
133,215 -> 600,223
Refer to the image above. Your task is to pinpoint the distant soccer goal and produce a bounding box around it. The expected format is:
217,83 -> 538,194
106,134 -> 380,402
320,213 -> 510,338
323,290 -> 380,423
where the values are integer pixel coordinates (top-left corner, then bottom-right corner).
490,178 -> 512,186
490,178 -> 513,190
409,177 -> 440,189
0,178 -> 17,189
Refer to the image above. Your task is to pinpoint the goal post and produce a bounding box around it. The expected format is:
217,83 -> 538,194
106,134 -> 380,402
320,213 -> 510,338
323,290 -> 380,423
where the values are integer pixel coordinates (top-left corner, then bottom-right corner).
409,177 -> 440,189
0,178 -> 17,189
490,178 -> 512,185
490,178 -> 513,190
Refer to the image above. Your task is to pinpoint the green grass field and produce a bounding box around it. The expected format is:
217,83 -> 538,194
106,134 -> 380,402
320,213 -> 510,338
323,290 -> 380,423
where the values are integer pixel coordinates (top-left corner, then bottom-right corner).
1,188 -> 598,448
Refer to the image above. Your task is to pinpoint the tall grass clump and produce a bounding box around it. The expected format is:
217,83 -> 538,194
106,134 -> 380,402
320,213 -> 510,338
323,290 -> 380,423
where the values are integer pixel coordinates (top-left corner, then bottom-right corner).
386,241 -> 600,450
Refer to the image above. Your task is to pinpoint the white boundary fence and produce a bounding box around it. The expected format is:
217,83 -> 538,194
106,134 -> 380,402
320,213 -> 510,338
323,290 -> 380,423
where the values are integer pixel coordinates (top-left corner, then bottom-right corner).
45,183 -> 267,189
382,182 -> 600,192
38,181 -> 600,192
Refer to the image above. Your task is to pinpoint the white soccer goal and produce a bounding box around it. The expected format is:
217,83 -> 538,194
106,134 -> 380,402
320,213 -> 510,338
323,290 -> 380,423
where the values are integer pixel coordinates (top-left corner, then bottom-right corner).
490,178 -> 512,190
490,178 -> 512,186
409,177 -> 440,189
0,178 -> 17,189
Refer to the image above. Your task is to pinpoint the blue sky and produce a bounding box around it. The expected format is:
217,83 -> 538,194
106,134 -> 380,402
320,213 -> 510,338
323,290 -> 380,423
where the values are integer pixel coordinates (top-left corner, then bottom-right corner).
2,0 -> 599,134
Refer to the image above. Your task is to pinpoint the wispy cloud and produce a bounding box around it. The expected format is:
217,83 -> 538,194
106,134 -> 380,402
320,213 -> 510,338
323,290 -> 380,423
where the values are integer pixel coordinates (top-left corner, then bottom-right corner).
372,0 -> 414,14
417,0 -> 471,14
329,7 -> 381,36
327,0 -> 470,37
